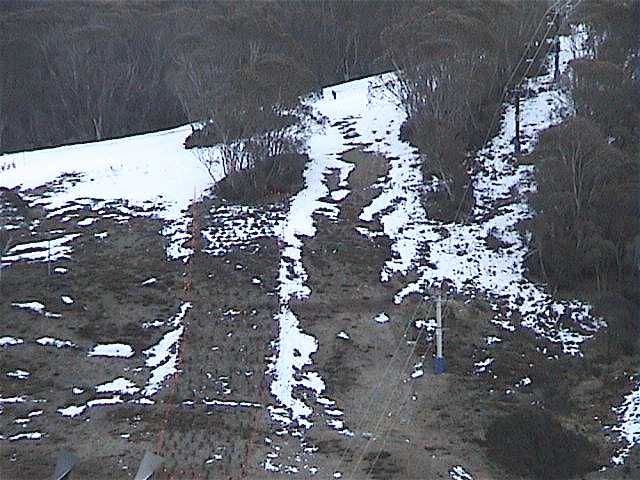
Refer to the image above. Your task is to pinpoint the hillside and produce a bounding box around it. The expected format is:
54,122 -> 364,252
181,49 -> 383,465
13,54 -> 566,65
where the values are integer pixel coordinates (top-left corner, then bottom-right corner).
1,21 -> 639,480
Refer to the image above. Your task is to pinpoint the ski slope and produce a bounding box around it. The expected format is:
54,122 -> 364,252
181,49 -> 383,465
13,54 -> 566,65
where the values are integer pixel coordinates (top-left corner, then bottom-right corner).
1,124 -> 217,259
1,24 -> 637,474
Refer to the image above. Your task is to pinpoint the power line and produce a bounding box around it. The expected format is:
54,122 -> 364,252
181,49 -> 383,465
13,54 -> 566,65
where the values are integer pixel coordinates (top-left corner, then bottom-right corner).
447,0 -> 572,231
346,302 -> 435,480
362,295 -> 450,479
319,4 -> 576,478
330,294 -> 433,476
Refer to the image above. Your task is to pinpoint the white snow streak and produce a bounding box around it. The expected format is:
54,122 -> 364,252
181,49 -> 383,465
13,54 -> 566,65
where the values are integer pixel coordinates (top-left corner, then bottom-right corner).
2,234 -> 81,264
142,302 -> 192,396
611,381 -> 640,464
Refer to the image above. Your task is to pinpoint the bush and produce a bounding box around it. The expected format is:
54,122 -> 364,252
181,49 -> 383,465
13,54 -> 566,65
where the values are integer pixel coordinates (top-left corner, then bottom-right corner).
486,408 -> 598,479
529,117 -> 635,291
591,291 -> 638,361
184,124 -> 224,150
214,152 -> 307,203
399,116 -> 474,222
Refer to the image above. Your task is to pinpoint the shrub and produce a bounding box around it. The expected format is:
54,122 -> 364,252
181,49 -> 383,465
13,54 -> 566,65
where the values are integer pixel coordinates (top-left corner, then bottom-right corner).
591,291 -> 638,361
529,117 -> 636,291
486,408 -> 598,479
184,124 -> 224,150
399,116 -> 474,222
214,152 -> 307,203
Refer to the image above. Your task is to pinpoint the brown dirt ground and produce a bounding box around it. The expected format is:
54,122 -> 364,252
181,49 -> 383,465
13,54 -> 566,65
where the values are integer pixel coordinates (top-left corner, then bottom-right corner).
1,148 -> 637,479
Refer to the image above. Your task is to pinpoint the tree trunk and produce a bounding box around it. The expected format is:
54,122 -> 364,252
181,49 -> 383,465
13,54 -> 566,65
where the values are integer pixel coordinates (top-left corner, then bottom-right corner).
92,117 -> 103,141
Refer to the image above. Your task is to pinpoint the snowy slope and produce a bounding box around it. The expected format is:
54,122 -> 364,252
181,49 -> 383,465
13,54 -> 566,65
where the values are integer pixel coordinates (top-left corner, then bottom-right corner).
1,125 -> 218,259
324,30 -> 605,358
1,23 -> 637,472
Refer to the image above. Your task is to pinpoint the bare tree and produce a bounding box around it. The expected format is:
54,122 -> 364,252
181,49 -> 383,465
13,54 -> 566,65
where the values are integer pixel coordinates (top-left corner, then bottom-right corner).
530,117 -> 634,289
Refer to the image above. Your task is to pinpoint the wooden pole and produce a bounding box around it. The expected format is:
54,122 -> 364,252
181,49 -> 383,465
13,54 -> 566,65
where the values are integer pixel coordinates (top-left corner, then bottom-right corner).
514,88 -> 521,154
434,291 -> 445,374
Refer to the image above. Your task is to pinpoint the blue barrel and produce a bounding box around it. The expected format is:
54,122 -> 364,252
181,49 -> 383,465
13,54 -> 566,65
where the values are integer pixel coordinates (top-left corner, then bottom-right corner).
433,356 -> 446,375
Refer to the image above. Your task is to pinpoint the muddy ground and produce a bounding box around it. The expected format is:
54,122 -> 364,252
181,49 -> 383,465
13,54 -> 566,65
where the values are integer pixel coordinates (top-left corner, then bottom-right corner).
1,148 -> 637,479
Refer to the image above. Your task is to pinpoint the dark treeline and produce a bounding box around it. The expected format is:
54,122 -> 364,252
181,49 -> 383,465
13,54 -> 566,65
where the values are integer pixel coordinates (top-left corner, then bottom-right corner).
1,0 -> 556,157
0,0 -> 408,154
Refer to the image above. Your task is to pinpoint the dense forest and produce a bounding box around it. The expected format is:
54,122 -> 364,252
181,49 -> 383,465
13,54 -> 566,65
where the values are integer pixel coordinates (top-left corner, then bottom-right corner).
1,0 -> 554,157
0,0 -> 399,154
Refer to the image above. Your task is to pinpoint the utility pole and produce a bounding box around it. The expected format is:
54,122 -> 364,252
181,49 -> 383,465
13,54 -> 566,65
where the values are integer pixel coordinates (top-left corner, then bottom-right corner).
554,38 -> 561,82
433,291 -> 446,374
553,10 -> 561,82
514,87 -> 521,155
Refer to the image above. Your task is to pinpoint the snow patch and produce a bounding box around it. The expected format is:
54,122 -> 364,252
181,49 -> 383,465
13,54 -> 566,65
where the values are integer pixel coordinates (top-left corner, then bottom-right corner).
0,337 -> 24,347
0,396 -> 26,404
8,432 -> 44,441
57,405 -> 87,417
88,343 -> 134,358
374,313 -> 390,324
449,465 -> 474,480
474,358 -> 494,374
330,189 -> 350,202
2,234 -> 81,264
411,362 -> 424,379
610,381 -> 640,464
77,217 -> 97,226
141,302 -> 191,396
37,337 -> 76,348
12,301 -> 61,318
95,377 -> 140,395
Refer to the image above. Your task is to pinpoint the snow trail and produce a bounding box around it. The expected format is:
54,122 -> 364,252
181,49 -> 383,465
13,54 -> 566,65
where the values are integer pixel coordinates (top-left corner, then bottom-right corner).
266,87 -> 359,429
356,27 -> 602,355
